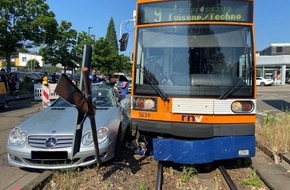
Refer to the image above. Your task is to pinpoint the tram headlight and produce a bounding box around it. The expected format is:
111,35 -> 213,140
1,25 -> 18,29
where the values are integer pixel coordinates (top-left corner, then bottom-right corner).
132,97 -> 157,111
231,101 -> 254,113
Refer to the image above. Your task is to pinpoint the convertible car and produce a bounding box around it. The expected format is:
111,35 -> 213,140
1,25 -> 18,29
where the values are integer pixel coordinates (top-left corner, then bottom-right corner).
6,83 -> 131,170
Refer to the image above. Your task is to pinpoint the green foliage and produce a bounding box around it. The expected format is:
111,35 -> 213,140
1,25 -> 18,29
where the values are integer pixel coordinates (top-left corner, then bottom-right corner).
72,31 -> 95,63
92,37 -> 118,74
118,54 -> 132,73
19,75 -> 34,93
106,17 -> 119,54
1,2 -> 130,75
90,18 -> 132,75
257,112 -> 290,153
0,0 -> 58,71
26,59 -> 40,70
179,165 -> 197,182
242,170 -> 262,188
137,183 -> 149,190
39,21 -> 78,72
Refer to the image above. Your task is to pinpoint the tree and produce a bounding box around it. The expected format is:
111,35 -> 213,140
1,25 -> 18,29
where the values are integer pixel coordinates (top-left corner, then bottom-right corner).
26,59 -> 40,70
118,54 -> 132,73
72,31 -> 96,67
106,17 -> 119,54
0,0 -> 58,71
39,21 -> 78,73
92,37 -> 118,74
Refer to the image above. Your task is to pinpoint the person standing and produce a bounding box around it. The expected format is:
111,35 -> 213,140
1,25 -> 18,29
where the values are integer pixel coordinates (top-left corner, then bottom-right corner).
89,69 -> 104,84
8,73 -> 17,97
0,73 -> 7,93
119,75 -> 129,95
51,73 -> 57,83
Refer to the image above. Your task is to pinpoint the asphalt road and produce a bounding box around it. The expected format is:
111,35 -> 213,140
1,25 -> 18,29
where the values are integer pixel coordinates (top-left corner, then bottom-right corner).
0,98 -> 46,190
1,85 -> 290,190
256,85 -> 290,116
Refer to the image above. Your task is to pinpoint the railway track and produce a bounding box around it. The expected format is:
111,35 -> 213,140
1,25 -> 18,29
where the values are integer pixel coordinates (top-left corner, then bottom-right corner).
155,162 -> 244,190
153,149 -> 290,190
218,166 -> 238,190
9,144 -> 290,190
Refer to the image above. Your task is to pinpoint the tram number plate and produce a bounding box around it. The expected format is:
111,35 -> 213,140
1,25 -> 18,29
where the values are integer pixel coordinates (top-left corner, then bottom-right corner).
139,112 -> 151,118
239,150 -> 249,156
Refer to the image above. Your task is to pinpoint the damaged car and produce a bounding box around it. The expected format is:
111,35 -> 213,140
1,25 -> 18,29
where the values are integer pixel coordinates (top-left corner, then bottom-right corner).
6,83 -> 130,170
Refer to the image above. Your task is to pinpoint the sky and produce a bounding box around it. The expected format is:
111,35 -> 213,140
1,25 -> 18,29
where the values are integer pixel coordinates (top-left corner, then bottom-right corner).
46,0 -> 290,55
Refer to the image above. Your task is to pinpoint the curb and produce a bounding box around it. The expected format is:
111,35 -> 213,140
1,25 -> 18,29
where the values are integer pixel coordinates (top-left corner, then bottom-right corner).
5,171 -> 52,190
5,95 -> 34,103
251,146 -> 290,190
21,171 -> 52,190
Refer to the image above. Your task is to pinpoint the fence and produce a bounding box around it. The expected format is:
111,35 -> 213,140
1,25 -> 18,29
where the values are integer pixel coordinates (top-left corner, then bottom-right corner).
34,83 -> 59,101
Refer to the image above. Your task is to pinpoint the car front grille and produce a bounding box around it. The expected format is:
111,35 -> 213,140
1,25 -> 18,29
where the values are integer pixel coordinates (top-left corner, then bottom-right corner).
28,135 -> 74,149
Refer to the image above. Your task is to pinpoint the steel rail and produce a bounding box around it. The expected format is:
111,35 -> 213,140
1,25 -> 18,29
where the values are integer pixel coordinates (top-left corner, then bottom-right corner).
219,166 -> 238,190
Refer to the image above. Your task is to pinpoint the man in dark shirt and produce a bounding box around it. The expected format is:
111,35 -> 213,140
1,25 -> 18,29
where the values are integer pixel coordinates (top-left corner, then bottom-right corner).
89,69 -> 103,84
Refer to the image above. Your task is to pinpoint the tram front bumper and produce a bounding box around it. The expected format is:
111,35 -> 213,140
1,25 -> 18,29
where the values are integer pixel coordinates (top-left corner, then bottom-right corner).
153,136 -> 255,164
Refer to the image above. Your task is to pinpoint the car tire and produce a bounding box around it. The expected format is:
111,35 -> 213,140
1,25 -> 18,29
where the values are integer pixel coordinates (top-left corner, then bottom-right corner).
260,82 -> 265,86
114,126 -> 122,161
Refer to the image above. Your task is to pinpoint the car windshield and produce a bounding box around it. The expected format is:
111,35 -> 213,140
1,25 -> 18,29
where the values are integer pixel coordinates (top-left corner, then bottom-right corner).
91,84 -> 117,107
52,84 -> 117,108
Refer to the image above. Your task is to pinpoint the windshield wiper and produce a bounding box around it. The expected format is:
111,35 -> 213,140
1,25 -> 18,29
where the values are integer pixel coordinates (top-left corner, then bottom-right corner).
219,77 -> 244,99
136,65 -> 169,102
219,66 -> 254,100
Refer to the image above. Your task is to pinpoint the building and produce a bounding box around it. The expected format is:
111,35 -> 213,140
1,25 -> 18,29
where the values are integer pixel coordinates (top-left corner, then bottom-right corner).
0,53 -> 52,71
18,53 -> 46,68
257,43 -> 290,85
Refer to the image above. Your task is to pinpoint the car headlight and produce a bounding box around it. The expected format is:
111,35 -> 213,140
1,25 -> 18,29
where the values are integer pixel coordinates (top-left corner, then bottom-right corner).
9,128 -> 27,146
82,127 -> 109,146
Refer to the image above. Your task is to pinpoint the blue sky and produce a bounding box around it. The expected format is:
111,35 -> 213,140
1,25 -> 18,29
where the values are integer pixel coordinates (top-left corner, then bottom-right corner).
46,0 -> 290,54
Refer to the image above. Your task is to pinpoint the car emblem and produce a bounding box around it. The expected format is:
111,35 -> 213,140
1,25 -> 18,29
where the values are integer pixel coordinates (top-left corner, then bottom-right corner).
46,137 -> 57,148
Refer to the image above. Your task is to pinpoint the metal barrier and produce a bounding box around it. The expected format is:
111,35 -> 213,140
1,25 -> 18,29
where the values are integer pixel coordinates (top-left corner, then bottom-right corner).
34,83 -> 59,101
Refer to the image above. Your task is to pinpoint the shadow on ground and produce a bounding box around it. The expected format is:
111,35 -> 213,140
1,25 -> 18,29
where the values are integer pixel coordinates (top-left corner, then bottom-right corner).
262,99 -> 290,111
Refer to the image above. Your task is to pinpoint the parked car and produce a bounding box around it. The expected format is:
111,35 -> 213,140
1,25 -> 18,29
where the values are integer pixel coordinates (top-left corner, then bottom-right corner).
256,77 -> 274,86
6,83 -> 131,170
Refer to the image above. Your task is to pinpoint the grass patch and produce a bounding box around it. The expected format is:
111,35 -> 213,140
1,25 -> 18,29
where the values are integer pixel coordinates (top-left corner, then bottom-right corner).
242,170 -> 263,188
179,165 -> 197,183
256,112 -> 290,153
137,183 -> 149,190
47,168 -> 98,189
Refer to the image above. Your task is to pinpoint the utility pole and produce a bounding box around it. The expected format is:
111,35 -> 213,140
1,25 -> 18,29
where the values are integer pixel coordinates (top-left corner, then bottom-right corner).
88,26 -> 93,36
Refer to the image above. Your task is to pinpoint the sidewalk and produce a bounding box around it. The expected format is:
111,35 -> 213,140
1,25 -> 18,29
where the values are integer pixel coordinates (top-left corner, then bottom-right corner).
257,84 -> 290,92
5,93 -> 34,103
252,148 -> 290,190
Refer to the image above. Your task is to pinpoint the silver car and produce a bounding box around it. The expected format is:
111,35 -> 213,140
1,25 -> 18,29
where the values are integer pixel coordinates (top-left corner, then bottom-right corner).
6,83 -> 130,170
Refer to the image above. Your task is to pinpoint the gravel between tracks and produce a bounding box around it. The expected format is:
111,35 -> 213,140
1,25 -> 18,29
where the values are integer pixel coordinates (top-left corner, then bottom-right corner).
42,147 -> 270,190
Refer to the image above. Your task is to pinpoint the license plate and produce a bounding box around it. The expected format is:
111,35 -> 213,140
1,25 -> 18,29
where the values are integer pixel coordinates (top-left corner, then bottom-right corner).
31,151 -> 68,160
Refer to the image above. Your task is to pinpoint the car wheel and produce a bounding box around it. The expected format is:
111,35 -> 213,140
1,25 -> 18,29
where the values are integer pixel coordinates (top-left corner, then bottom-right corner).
260,82 -> 265,86
114,126 -> 122,161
